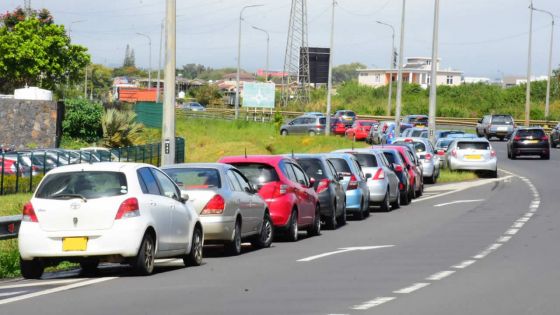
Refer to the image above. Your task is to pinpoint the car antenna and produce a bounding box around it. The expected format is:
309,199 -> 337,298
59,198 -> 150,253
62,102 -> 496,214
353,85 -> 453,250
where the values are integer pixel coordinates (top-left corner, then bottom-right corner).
244,147 -> 247,159
352,138 -> 355,150
291,149 -> 294,159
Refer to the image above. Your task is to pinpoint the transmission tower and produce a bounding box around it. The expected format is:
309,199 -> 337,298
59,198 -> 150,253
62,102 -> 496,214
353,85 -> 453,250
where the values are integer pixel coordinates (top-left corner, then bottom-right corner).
281,0 -> 310,108
24,0 -> 32,18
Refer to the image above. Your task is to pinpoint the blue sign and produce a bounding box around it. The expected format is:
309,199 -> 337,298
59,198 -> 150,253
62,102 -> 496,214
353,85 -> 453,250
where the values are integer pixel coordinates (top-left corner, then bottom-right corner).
242,82 -> 275,108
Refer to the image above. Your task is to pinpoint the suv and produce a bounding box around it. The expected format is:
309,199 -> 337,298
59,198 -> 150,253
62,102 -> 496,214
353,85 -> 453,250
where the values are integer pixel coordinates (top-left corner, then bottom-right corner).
550,123 -> 560,148
507,127 -> 550,160
333,110 -> 357,126
280,115 -> 326,136
476,114 -> 515,140
402,115 -> 428,128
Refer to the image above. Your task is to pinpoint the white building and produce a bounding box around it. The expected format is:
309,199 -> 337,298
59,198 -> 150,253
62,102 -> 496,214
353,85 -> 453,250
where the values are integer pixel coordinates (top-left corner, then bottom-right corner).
357,57 -> 463,89
463,77 -> 491,84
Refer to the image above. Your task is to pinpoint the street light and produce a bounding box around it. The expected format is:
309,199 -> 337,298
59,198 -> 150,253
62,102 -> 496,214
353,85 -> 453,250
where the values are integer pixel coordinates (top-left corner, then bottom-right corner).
427,0 -> 440,144
252,25 -> 270,81
525,1 -> 533,127
136,32 -> 153,89
376,20 -> 396,117
325,0 -> 337,136
235,4 -> 263,120
531,6 -> 555,120
395,0 -> 407,136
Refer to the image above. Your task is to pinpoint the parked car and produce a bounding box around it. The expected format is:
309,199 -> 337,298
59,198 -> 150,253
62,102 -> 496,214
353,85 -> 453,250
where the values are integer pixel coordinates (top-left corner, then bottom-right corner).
2,153 -> 39,177
81,147 -> 119,162
304,112 -> 324,117
325,153 -> 370,219
218,155 -> 321,242
507,127 -> 550,160
18,162 -> 204,279
375,148 -> 412,205
291,154 -> 347,229
372,145 -> 424,199
280,115 -> 326,136
475,114 -> 515,140
367,121 -> 398,145
434,137 -> 457,168
435,130 -> 465,141
161,163 -> 273,255
402,115 -> 428,128
183,102 -> 206,111
333,110 -> 357,126
401,127 -> 428,138
345,120 -> 378,141
0,157 -> 24,175
331,117 -> 349,136
392,137 -> 440,184
333,149 -> 401,211
447,138 -> 498,177
550,123 -> 560,148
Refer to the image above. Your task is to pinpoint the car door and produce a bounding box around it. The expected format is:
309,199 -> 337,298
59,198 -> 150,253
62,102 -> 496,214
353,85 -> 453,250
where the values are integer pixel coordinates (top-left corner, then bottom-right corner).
288,118 -> 305,134
226,169 -> 254,236
151,168 -> 190,251
232,169 -> 263,235
290,163 -> 315,224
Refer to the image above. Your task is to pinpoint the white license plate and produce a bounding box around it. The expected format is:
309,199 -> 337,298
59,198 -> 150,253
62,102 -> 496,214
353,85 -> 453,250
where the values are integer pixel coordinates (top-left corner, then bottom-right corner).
497,127 -> 508,131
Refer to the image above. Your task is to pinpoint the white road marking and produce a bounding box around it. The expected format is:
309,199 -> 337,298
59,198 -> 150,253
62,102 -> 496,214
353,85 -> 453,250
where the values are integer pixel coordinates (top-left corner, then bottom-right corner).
525,212 -> 535,218
412,176 -> 513,203
0,278 -> 84,290
426,270 -> 455,281
297,245 -> 394,262
505,228 -> 519,235
474,243 -> 502,259
517,217 -> 530,222
0,291 -> 27,298
393,283 -> 430,294
0,277 -> 117,306
453,260 -> 476,269
352,297 -> 396,310
512,222 -> 525,228
434,199 -> 484,207
497,236 -> 512,243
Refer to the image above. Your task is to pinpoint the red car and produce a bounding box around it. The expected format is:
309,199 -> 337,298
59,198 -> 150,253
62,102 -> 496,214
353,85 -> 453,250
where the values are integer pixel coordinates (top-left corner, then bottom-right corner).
218,155 -> 321,241
0,157 -> 24,175
331,118 -> 348,135
345,120 -> 379,141
371,145 -> 423,199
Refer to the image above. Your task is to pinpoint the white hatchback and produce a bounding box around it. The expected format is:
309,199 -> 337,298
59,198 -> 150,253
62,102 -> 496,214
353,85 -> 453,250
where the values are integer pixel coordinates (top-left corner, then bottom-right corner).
18,162 -> 203,279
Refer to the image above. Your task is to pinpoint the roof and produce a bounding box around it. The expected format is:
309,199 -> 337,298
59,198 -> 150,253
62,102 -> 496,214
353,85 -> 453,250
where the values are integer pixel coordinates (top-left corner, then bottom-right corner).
218,155 -> 288,165
46,162 -> 150,175
161,162 -> 231,170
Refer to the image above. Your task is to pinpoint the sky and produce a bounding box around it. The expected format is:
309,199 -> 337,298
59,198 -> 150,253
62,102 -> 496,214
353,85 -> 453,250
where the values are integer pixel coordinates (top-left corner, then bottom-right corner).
2,0 -> 560,78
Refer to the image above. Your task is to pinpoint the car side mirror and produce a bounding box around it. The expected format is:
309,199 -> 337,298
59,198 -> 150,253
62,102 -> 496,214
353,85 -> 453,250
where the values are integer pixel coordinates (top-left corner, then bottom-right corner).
478,119 -> 483,124
180,191 -> 189,203
365,173 -> 372,179
308,177 -> 316,188
337,173 -> 344,181
393,164 -> 403,172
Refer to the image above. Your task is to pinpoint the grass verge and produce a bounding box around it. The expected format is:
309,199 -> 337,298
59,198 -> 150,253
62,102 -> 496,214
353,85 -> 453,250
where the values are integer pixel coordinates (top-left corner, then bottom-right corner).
0,193 -> 32,216
438,169 -> 480,183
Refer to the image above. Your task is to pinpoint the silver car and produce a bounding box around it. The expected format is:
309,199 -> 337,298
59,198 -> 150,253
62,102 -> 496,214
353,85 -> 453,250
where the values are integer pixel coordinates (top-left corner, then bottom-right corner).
280,115 -> 326,136
393,137 -> 441,184
161,163 -> 273,255
446,139 -> 498,178
332,149 -> 401,211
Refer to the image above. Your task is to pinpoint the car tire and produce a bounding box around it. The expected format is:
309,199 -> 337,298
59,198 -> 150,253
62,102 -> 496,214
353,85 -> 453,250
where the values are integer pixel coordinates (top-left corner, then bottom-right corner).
286,209 -> 299,242
511,153 -> 517,160
80,259 -> 99,275
184,226 -> 203,267
354,199 -> 365,220
225,220 -> 242,256
133,233 -> 155,275
281,129 -> 288,136
400,186 -> 410,205
408,183 -> 415,200
326,201 -> 338,230
391,189 -> 401,210
20,258 -> 44,279
380,191 -> 391,212
307,205 -> 322,236
541,154 -> 550,160
338,200 -> 347,226
499,137 -> 504,141
252,212 -> 273,249
308,130 -> 316,136
507,149 -> 512,159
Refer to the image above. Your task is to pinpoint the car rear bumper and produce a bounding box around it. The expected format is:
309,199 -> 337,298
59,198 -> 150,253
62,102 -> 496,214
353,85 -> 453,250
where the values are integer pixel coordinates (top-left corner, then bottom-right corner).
448,157 -> 497,171
318,191 -> 334,216
265,196 -> 293,227
511,146 -> 549,156
366,180 -> 388,202
422,161 -> 435,177
200,215 -> 235,241
344,189 -> 364,212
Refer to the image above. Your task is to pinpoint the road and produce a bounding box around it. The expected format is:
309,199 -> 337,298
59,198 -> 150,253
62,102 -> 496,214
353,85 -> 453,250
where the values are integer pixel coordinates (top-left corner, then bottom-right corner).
0,141 -> 557,314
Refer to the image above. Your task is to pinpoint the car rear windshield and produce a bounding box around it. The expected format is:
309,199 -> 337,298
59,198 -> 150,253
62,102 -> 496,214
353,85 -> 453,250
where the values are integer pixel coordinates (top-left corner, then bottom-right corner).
516,129 -> 545,138
457,142 -> 490,150
393,141 -> 426,153
231,163 -> 280,186
411,130 -> 425,137
350,153 -> 378,167
35,171 -> 127,199
360,121 -> 376,127
436,139 -> 454,148
491,115 -> 513,124
382,152 -> 399,164
345,111 -> 356,117
319,117 -> 326,125
411,117 -> 428,123
297,158 -> 327,180
328,158 -> 352,174
163,168 -> 221,190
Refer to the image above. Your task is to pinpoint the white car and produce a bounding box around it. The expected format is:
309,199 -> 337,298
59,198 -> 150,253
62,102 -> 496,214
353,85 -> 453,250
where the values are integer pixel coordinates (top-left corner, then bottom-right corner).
18,162 -> 203,279
446,139 -> 498,178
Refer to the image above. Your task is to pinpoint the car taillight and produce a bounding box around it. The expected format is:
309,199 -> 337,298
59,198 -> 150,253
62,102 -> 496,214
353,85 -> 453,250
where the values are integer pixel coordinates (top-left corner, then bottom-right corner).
348,174 -> 358,190
436,150 -> 445,156
201,194 -> 225,215
394,165 -> 404,172
490,150 -> 497,158
541,135 -> 549,141
337,123 -> 344,128
22,202 -> 38,222
424,153 -> 432,161
404,138 -> 413,142
272,183 -> 289,198
115,198 -> 140,219
399,182 -> 404,190
451,149 -> 457,158
316,179 -> 330,193
514,135 -> 521,141
372,169 -> 385,180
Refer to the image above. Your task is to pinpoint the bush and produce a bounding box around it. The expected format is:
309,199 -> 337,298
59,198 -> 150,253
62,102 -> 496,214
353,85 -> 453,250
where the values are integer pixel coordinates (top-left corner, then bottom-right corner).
62,98 -> 103,143
102,109 -> 144,148
0,174 -> 44,195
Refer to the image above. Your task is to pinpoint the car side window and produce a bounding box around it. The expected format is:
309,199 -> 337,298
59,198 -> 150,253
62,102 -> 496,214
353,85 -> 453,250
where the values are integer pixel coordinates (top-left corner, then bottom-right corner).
291,164 -> 309,187
282,162 -> 298,183
291,118 -> 304,125
151,168 -> 180,200
226,170 -> 243,191
232,170 -> 251,192
326,160 -> 338,179
137,167 -> 161,195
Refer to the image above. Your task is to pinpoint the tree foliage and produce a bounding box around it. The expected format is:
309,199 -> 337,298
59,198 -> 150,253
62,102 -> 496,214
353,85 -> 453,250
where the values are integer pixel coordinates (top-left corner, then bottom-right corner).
102,109 -> 144,148
123,44 -> 135,67
62,98 -> 103,143
332,62 -> 367,84
0,8 -> 90,93
188,85 -> 223,106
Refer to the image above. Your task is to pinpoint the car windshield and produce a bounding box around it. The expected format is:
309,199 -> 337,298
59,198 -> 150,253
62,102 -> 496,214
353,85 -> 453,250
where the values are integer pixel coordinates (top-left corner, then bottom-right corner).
35,171 -> 127,199
360,121 -> 376,127
440,131 -> 464,138
350,153 -> 378,167
319,117 -> 326,125
411,117 -> 428,123
457,142 -> 490,150
517,129 -> 545,138
231,163 -> 280,186
411,130 -> 425,137
297,158 -> 327,180
492,115 -> 513,124
163,168 -> 221,190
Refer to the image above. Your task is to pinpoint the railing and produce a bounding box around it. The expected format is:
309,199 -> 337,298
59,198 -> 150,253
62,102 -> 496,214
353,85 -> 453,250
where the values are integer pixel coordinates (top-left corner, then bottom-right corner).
0,215 -> 21,240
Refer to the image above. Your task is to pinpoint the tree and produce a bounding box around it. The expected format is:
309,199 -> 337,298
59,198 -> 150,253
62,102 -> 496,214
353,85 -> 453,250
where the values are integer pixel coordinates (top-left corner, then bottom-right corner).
332,62 -> 367,84
123,44 -> 135,67
62,98 -> 103,143
102,109 -> 144,148
179,63 -> 209,79
0,8 -> 90,93
89,64 -> 114,101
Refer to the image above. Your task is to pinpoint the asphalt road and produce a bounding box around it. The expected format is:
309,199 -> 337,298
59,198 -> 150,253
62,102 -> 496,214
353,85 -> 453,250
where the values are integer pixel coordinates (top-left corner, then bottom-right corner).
1,141 -> 557,314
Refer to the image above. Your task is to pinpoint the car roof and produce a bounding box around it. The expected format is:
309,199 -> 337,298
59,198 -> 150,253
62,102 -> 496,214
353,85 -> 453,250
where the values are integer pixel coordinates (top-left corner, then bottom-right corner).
160,162 -> 232,171
219,155 -> 286,165
45,162 -> 150,175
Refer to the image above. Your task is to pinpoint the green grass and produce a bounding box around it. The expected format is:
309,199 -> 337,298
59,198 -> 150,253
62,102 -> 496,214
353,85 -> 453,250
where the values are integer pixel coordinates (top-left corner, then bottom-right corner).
0,193 -> 32,216
438,169 -> 480,183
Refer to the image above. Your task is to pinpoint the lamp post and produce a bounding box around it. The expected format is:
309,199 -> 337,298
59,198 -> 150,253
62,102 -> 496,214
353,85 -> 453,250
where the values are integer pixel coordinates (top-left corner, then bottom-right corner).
427,0 -> 440,144
525,1 -> 534,127
395,0 -> 407,136
252,26 -> 270,80
136,32 -> 152,89
235,4 -> 263,120
531,6 -> 554,120
161,0 -> 176,166
376,20 -> 395,117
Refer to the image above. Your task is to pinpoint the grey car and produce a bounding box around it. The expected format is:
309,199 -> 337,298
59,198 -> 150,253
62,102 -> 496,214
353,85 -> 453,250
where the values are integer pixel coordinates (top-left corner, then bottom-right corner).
161,163 -> 273,255
393,137 -> 440,184
476,114 -> 515,140
291,154 -> 347,229
280,115 -> 327,136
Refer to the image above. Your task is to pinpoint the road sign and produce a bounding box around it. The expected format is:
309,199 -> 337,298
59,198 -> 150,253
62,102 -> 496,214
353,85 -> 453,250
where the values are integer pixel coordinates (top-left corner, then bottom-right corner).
242,82 -> 275,108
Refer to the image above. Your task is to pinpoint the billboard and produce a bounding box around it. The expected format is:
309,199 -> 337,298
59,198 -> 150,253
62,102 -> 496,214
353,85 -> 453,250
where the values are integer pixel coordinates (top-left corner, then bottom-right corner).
242,82 -> 275,108
300,47 -> 330,84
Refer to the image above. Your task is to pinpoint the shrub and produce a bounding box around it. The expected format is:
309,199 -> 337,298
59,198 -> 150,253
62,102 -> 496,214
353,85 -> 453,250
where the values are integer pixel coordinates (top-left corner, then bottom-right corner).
62,98 -> 103,143
102,109 -> 144,148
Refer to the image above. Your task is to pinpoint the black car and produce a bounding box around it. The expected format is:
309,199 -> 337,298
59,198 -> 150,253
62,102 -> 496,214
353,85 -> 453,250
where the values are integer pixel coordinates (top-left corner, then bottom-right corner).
551,123 -> 560,148
507,127 -> 550,160
291,154 -> 347,229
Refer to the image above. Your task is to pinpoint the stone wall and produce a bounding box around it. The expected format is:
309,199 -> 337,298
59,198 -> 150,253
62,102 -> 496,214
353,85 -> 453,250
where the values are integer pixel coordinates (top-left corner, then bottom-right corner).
0,99 -> 59,150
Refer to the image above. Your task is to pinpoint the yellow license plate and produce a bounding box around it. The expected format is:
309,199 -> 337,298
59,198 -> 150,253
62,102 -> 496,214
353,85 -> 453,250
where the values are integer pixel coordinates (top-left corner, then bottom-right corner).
416,124 -> 425,128
62,237 -> 88,251
526,140 -> 538,144
465,155 -> 481,160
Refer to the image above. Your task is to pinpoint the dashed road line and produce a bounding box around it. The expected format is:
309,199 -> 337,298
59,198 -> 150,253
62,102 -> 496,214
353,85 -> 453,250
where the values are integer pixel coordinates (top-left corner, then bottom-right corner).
393,283 -> 431,294
453,260 -> 476,269
505,228 -> 519,235
426,270 -> 455,281
352,297 -> 396,310
497,236 -> 512,243
0,278 -> 84,290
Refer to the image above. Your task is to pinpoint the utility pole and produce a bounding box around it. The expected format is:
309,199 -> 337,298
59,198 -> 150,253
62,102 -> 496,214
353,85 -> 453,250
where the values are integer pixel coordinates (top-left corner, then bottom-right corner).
252,26 -> 270,80
525,0 -> 533,127
325,0 -> 336,135
395,0 -> 407,137
161,0 -> 176,166
376,21 -> 395,117
532,6 -> 554,120
84,66 -> 88,98
156,20 -> 164,103
137,33 -> 152,89
428,0 -> 440,144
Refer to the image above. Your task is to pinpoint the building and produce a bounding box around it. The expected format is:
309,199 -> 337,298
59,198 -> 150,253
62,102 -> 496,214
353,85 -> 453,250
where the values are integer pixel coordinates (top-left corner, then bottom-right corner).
357,57 -> 463,89
502,75 -> 548,88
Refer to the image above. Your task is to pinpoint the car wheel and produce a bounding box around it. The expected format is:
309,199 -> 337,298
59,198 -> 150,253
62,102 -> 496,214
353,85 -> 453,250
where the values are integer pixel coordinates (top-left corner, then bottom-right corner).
286,209 -> 299,242
338,200 -> 347,226
541,154 -> 550,160
308,130 -> 316,136
252,212 -> 273,249
499,137 -> 504,141
354,199 -> 365,220
507,149 -> 512,159
380,191 -> 391,212
133,233 -> 155,275
20,258 -> 44,279
307,205 -> 322,236
281,129 -> 288,136
408,183 -> 415,200
391,189 -> 401,210
225,220 -> 242,256
400,186 -> 410,205
490,170 -> 498,178
184,226 -> 203,267
80,259 -> 99,275
511,153 -> 517,160
326,201 -> 337,230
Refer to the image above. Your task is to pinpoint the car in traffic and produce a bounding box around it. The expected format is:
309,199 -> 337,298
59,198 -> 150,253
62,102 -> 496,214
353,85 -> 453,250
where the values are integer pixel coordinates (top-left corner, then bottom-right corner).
304,112 -> 324,117
401,127 -> 428,138
161,163 -> 273,255
447,138 -> 498,177
550,123 -> 560,148
345,120 -> 378,141
475,114 -> 515,140
435,130 -> 465,141
280,115 -> 326,136
18,162 -> 204,279
333,110 -> 357,126
434,137 -> 457,168
372,145 -> 424,199
402,115 -> 428,128
393,137 -> 440,184
367,121 -> 398,145
374,148 -> 412,205
507,127 -> 550,160
218,155 -> 321,241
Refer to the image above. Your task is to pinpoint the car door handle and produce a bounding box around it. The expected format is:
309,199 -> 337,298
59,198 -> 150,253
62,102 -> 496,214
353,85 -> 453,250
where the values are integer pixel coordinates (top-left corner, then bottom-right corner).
150,201 -> 157,206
